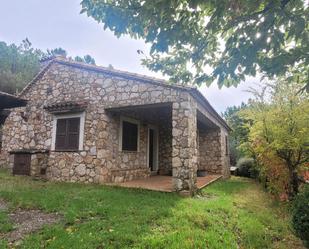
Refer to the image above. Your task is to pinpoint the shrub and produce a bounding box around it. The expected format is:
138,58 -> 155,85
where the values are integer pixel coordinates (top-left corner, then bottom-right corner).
292,185 -> 309,247
236,157 -> 257,178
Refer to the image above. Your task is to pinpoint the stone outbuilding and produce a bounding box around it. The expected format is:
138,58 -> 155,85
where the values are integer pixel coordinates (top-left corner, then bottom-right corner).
0,57 -> 230,194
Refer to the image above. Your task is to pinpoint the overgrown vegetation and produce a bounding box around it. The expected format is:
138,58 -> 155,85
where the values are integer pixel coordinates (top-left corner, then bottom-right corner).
236,157 -> 257,178
224,79 -> 309,200
241,80 -> 309,199
0,39 -> 96,94
292,185 -> 309,247
223,78 -> 309,246
0,170 -> 304,248
222,103 -> 251,165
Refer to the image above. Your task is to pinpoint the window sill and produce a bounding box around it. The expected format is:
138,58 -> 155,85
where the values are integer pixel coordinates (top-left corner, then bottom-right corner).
52,149 -> 81,152
121,150 -> 139,153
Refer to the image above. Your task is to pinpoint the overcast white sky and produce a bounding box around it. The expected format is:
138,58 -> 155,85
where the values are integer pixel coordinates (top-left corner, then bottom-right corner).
0,0 -> 256,113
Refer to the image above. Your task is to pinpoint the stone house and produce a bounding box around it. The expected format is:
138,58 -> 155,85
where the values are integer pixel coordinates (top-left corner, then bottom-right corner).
0,56 -> 230,194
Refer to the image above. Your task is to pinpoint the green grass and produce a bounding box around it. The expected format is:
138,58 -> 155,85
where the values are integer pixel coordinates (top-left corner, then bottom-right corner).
0,169 -> 304,249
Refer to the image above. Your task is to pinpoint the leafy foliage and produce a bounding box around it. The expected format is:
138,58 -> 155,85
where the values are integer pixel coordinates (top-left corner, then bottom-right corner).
81,0 -> 309,89
47,47 -> 68,57
239,79 -> 309,198
236,157 -> 257,178
292,185 -> 309,247
0,40 -> 96,94
222,103 -> 251,165
0,39 -> 43,94
74,55 -> 96,65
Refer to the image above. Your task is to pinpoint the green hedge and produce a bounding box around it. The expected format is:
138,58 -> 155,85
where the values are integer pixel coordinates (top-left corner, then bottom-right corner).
292,185 -> 309,248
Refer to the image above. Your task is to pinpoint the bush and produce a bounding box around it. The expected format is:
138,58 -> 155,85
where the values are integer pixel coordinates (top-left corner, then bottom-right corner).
292,185 -> 309,247
236,157 -> 257,178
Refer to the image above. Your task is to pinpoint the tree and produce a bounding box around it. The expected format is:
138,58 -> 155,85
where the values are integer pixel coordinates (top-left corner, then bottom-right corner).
222,103 -> 251,165
0,40 -> 98,94
47,47 -> 68,57
0,39 -> 43,94
80,0 -> 309,89
74,55 -> 96,65
240,80 -> 309,198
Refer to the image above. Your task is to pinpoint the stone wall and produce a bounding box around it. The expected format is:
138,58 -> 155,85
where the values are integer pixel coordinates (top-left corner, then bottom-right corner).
1,58 -> 230,191
198,128 -> 222,174
158,108 -> 172,175
172,95 -> 198,194
219,129 -> 231,179
198,127 -> 230,178
1,61 -> 186,184
7,151 -> 49,177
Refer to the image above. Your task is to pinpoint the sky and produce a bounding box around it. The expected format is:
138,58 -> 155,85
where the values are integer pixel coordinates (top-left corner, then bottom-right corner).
0,0 -> 257,113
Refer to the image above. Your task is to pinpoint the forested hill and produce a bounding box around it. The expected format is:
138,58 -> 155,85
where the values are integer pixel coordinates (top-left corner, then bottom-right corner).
0,39 -> 96,94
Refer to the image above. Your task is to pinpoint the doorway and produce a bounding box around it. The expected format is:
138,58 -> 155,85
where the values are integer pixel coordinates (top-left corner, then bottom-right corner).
13,153 -> 31,175
148,126 -> 158,173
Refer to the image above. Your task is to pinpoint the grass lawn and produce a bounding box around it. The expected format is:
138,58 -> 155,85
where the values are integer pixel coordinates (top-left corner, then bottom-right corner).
0,170 -> 305,249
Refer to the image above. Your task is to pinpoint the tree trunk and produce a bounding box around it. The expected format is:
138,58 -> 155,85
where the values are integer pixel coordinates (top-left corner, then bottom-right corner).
288,167 -> 299,199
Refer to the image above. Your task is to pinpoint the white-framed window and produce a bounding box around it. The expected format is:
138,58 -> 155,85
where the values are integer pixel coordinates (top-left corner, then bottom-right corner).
51,112 -> 85,151
119,116 -> 140,152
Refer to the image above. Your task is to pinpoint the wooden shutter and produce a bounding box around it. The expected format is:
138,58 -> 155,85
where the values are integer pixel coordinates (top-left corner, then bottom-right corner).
55,117 -> 80,151
67,118 -> 80,150
55,119 -> 67,150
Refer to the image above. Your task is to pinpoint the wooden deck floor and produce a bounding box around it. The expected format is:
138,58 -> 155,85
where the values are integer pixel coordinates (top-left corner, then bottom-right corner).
111,174 -> 222,192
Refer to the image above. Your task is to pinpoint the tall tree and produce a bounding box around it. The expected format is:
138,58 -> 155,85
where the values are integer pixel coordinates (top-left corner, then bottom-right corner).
222,103 -> 251,165
0,40 -> 97,94
81,0 -> 309,89
47,47 -> 68,57
0,39 -> 43,94
241,80 -> 309,198
74,55 -> 96,65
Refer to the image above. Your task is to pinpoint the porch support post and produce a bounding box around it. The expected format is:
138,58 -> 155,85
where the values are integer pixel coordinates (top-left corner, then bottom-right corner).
172,98 -> 198,195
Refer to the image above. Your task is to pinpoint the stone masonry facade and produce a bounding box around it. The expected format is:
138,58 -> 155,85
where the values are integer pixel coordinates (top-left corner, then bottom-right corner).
0,57 -> 230,194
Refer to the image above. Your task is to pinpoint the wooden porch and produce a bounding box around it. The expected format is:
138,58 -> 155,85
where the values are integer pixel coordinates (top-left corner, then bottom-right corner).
110,174 -> 222,192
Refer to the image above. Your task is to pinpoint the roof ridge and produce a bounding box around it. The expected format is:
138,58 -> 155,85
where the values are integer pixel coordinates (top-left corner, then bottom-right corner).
17,56 -> 230,131
52,57 -> 196,91
18,60 -> 54,97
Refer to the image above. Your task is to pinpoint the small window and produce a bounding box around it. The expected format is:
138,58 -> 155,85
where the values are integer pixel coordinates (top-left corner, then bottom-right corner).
55,117 -> 80,151
121,119 -> 139,151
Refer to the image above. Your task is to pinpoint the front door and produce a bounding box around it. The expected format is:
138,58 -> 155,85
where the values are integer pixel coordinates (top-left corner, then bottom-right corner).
148,126 -> 158,172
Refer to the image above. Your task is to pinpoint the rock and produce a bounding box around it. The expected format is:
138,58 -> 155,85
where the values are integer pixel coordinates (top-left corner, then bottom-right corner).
75,164 -> 86,176
89,146 -> 97,156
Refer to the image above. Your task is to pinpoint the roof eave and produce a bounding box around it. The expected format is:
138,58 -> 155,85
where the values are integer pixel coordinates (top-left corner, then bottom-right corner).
189,89 -> 232,132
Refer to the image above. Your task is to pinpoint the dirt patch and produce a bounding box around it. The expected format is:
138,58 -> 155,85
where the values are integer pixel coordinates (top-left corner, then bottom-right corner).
0,199 -> 62,243
6,209 -> 61,242
0,199 -> 8,210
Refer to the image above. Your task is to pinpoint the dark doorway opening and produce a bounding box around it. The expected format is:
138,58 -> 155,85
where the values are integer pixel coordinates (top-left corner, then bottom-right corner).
149,129 -> 154,171
13,153 -> 31,175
